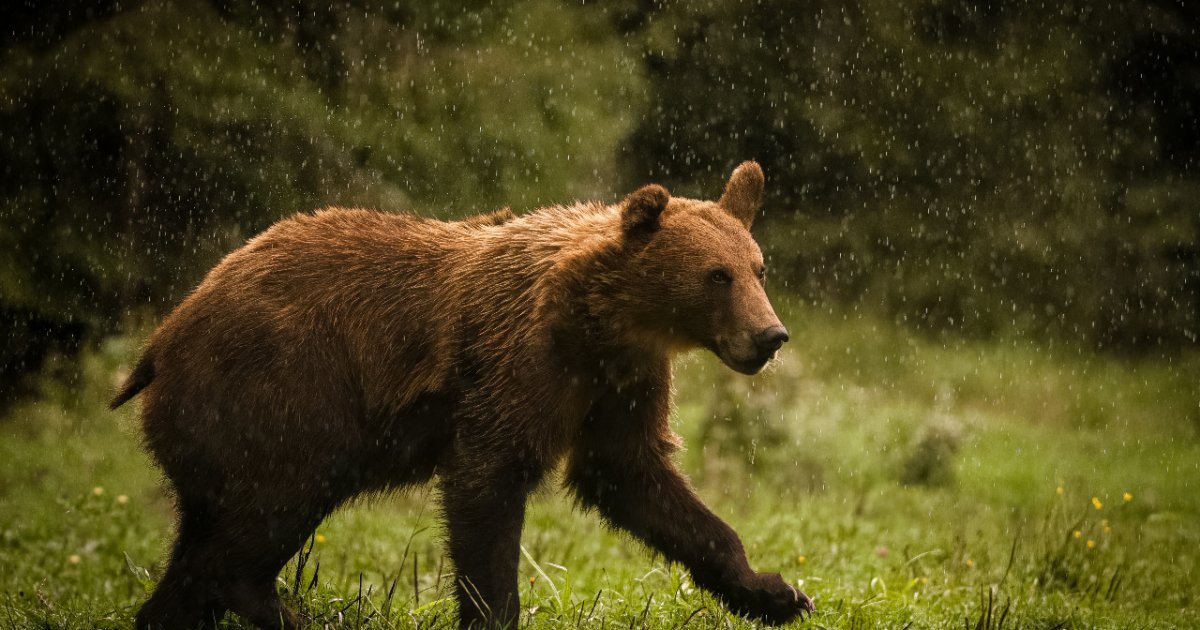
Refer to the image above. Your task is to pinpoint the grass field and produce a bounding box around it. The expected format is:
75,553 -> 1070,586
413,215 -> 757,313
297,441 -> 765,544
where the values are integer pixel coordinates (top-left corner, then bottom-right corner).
1,305 -> 1197,628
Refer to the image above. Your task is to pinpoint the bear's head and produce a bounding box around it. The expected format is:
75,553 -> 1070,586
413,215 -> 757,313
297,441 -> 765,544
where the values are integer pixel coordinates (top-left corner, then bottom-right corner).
615,161 -> 788,375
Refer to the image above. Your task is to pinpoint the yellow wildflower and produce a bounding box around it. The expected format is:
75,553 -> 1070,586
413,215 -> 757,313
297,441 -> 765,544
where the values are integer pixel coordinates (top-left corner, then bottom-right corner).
1123,492 -> 1133,502
1055,486 -> 1064,495
1091,496 -> 1103,510
1086,539 -> 1096,549
116,494 -> 129,505
314,533 -> 327,544
797,555 -> 807,564
92,486 -> 105,496
965,559 -> 975,568
68,554 -> 82,564
1073,530 -> 1082,538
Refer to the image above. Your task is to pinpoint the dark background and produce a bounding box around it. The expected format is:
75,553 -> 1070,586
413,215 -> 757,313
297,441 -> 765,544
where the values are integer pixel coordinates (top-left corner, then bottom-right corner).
2,0 -> 1197,404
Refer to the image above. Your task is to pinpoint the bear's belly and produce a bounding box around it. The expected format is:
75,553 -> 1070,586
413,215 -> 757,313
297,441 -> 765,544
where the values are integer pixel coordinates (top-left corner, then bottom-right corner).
357,391 -> 459,491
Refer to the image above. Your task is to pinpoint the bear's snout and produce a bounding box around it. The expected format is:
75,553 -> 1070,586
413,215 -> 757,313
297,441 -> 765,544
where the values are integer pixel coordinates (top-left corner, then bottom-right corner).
752,325 -> 789,354
716,324 -> 788,375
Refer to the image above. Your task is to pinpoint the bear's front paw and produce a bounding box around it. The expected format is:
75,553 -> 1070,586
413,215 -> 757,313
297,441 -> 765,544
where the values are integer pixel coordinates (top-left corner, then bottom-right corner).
725,572 -> 814,625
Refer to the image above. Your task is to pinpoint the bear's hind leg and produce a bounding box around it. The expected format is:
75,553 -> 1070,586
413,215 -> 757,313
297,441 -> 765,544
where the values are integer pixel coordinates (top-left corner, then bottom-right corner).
222,578 -> 300,630
136,500 -> 220,630
204,490 -> 336,630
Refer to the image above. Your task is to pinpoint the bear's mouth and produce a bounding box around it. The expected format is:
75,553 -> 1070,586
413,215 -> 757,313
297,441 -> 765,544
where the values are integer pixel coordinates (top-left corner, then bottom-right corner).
708,335 -> 779,375
718,349 -> 776,375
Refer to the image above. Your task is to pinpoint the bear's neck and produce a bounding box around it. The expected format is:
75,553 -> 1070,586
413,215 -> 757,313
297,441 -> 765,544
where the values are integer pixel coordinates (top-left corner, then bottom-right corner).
577,260 -> 681,386
493,202 -> 675,385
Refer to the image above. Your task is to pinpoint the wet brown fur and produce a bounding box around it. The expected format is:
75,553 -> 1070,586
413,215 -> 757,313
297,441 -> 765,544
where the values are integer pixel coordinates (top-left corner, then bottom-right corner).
115,162 -> 812,629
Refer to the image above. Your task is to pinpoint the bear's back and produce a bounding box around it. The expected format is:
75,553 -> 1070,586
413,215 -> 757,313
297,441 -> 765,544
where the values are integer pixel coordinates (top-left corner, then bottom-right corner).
146,209 -> 470,412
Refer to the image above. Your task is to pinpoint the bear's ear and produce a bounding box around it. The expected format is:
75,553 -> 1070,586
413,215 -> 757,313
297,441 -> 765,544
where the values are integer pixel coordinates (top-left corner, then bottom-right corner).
718,161 -> 764,229
621,184 -> 670,236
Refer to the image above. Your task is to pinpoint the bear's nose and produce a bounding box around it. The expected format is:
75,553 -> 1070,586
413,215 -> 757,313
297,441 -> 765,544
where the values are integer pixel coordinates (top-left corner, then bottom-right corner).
753,325 -> 790,353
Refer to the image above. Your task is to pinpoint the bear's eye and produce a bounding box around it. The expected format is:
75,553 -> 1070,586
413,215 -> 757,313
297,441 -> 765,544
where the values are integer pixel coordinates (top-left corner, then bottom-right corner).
709,269 -> 733,285
757,267 -> 768,282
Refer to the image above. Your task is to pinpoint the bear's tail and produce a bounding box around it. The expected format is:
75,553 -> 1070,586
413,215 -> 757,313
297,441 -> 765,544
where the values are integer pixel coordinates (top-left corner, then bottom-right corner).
109,355 -> 155,410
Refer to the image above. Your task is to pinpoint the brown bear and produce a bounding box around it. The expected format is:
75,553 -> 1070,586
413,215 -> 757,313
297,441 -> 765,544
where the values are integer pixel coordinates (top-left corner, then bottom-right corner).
111,161 -> 812,629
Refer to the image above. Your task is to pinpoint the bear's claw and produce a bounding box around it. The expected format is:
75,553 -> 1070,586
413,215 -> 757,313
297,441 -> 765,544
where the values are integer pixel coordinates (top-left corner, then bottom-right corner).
723,572 -> 814,625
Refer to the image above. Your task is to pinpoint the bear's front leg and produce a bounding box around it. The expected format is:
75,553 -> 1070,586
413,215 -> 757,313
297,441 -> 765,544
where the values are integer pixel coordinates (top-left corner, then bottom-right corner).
567,378 -> 814,625
441,459 -> 540,629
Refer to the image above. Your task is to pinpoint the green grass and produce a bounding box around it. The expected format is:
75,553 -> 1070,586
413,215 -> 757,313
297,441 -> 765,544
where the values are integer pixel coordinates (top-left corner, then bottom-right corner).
1,307 -> 1198,628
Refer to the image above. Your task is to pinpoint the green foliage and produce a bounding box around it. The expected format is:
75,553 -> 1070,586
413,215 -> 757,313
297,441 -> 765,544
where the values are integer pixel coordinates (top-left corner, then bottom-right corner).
899,421 -> 961,487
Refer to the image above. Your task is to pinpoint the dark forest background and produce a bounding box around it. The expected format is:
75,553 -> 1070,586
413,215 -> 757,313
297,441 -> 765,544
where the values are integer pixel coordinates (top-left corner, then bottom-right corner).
2,0 -> 1198,404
